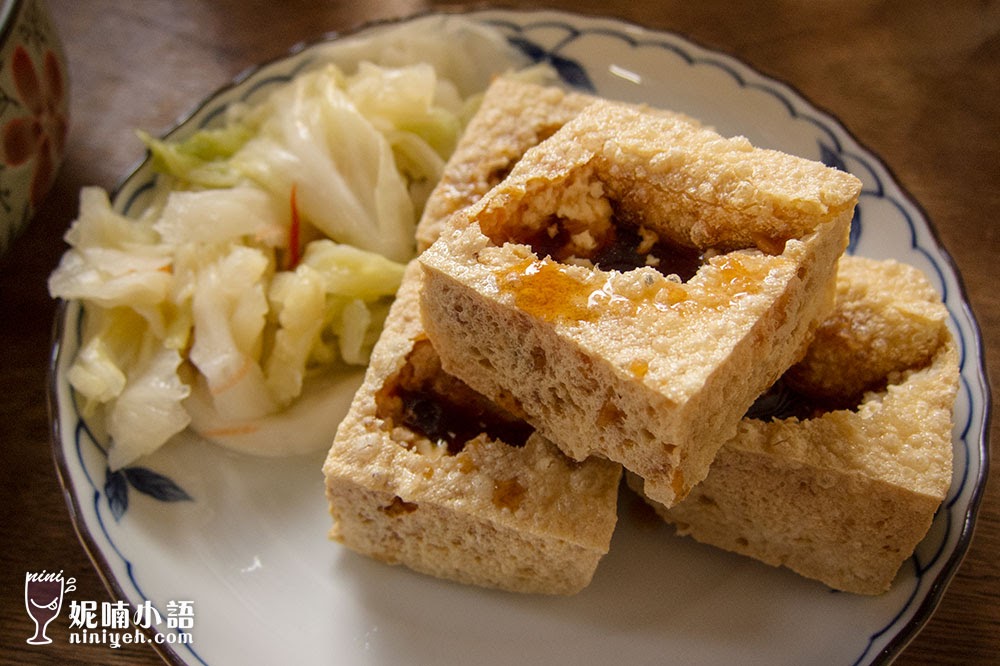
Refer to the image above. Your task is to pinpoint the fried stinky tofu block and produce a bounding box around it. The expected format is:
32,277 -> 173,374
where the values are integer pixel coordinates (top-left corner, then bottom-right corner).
783,255 -> 953,404
416,75 -> 703,250
633,256 -> 957,595
323,263 -> 622,594
418,100 -> 861,507
416,76 -> 596,251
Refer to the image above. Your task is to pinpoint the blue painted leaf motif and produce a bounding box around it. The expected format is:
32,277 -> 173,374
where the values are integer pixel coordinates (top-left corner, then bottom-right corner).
123,466 -> 193,502
104,468 -> 128,521
819,142 -> 847,173
505,36 -> 595,92
550,54 -> 595,92
847,206 -> 862,253
507,36 -> 547,62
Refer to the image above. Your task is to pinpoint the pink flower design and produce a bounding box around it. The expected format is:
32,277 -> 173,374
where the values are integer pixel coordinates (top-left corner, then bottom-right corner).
2,44 -> 68,209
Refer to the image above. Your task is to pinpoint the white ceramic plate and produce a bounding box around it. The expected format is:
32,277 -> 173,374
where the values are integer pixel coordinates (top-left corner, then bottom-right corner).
51,9 -> 990,666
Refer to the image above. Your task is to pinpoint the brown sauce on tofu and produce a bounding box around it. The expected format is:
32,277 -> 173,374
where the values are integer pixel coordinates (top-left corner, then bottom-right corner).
492,478 -> 527,511
592,224 -> 703,281
490,186 -> 778,333
504,214 -> 704,282
501,259 -> 598,324
375,339 -> 533,454
495,211 -> 711,325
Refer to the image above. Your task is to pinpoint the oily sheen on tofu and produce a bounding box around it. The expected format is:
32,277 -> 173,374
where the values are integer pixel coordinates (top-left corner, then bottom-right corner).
418,100 -> 861,507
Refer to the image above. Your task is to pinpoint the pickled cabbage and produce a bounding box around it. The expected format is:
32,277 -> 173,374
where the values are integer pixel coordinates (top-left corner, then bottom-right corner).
49,17 -> 531,468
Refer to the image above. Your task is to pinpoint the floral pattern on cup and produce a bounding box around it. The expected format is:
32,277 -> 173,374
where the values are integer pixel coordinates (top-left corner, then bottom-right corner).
0,0 -> 68,255
2,44 -> 67,208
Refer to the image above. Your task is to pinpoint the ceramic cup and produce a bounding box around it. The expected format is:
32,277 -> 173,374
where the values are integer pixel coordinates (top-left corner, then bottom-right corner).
0,0 -> 68,256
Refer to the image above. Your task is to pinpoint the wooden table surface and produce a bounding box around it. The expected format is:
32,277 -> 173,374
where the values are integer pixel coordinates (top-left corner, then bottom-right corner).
1,1 -> 996,664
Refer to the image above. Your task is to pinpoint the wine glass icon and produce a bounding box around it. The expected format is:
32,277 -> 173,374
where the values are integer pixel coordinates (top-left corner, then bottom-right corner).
24,574 -> 65,645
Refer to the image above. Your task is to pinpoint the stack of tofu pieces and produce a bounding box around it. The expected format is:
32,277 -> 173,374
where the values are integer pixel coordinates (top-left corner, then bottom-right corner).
323,77 -> 958,596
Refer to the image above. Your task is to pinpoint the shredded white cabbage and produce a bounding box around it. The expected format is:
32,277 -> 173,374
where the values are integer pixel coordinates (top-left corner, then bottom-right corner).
49,17 -> 530,468
232,64 -> 420,263
106,345 -> 191,471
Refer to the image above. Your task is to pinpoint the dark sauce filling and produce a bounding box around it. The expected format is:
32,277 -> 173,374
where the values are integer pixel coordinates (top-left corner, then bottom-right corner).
512,216 -> 704,282
593,224 -> 703,280
397,390 -> 533,454
743,377 -> 863,421
375,339 -> 533,454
